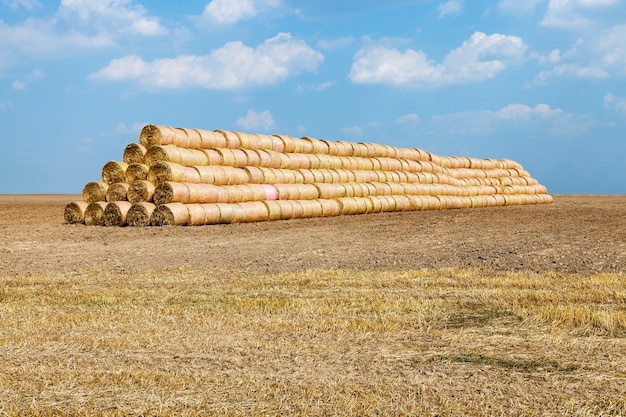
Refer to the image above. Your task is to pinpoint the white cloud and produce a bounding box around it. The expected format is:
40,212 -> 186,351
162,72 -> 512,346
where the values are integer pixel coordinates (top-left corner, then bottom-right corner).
235,110 -> 275,132
541,0 -> 621,29
197,0 -> 281,26
350,31 -> 526,88
604,93 -> 626,115
428,103 -> 592,136
395,113 -> 421,125
89,33 -> 324,90
11,68 -> 44,90
498,0 -> 543,16
342,126 -> 364,137
437,0 -> 463,18
2,0 -> 42,10
296,80 -> 335,93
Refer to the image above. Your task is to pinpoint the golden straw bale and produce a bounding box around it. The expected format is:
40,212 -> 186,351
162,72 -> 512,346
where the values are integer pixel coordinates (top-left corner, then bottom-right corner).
242,149 -> 261,166
235,132 -> 262,149
127,202 -> 156,227
145,145 -> 182,166
102,161 -> 129,185
274,183 -> 300,200
299,200 -> 323,217
319,199 -> 341,216
148,161 -> 187,183
180,128 -> 202,148
128,180 -> 156,203
151,203 -> 190,226
177,148 -> 209,166
105,182 -> 130,202
82,181 -> 109,204
262,200 -> 282,221
103,201 -> 132,226
123,143 -> 147,164
125,163 -> 149,183
195,166 -> 248,185
64,201 -> 89,224
139,125 -> 177,147
84,201 -> 108,226
154,181 -> 191,205
186,203 -> 207,226
302,136 -> 330,154
235,201 -> 269,223
197,129 -> 227,148
216,130 -> 241,149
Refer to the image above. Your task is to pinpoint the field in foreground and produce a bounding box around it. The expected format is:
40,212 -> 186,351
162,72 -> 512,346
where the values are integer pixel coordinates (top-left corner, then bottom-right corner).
0,195 -> 625,415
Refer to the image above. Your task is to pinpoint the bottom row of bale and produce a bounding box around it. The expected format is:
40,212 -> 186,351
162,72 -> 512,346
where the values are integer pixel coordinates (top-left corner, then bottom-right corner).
65,193 -> 553,227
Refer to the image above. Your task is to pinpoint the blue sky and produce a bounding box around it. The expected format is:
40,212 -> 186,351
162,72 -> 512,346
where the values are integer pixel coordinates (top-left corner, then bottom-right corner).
1,0 -> 625,194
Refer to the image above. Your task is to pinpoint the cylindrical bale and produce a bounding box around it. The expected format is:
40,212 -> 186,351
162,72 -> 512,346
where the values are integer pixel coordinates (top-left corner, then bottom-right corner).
82,181 -> 109,204
103,201 -> 132,227
139,125 -> 177,147
105,182 -> 130,202
151,203 -> 190,226
296,169 -> 315,184
177,148 -> 209,166
200,204 -> 222,225
126,202 -> 156,227
197,129 -> 228,149
295,184 -> 320,200
276,169 -> 292,184
64,201 -> 89,224
216,203 -> 236,224
304,137 -> 330,154
148,161 -> 186,183
125,163 -> 150,183
219,148 -> 248,167
128,180 -> 156,203
274,135 -> 295,153
216,130 -> 241,149
350,143 -> 369,158
186,203 -> 207,226
217,185 -> 243,203
337,197 -> 359,215
255,149 -> 273,167
299,200 -> 323,218
197,166 -> 248,185
268,135 -> 284,153
84,201 -> 108,226
102,161 -> 129,185
244,166 -> 264,184
153,181 -> 190,205
202,149 -> 222,165
314,183 -> 339,199
123,143 -> 147,164
275,200 -> 295,220
367,196 -> 384,213
319,199 -> 341,217
169,128 -> 190,148
320,140 -> 338,156
235,132 -> 262,150
241,148 -> 261,167
334,141 -> 354,156
252,134 -> 274,150
378,196 -> 397,212
263,200 -> 282,221
180,128 -> 202,149
234,201 -> 269,223
145,145 -> 182,166
187,183 -> 220,203
274,183 -> 300,200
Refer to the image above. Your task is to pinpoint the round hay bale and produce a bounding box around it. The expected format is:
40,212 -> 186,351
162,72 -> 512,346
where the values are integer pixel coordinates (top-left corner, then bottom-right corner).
269,135 -> 285,153
235,132 -> 261,149
85,201 -> 108,226
128,180 -> 156,203
102,161 -> 129,185
151,203 -> 189,226
261,184 -> 278,201
154,181 -> 190,205
171,128 -> 190,148
82,181 -> 109,204
319,199 -> 341,216
186,203 -> 207,226
337,197 -> 359,215
103,201 -> 132,227
200,204 -> 222,225
242,148 -> 261,166
244,166 -> 264,184
263,200 -> 282,221
320,139 -> 338,156
127,202 -> 156,227
177,148 -> 209,166
314,183 -> 339,199
334,141 -> 354,156
202,149 -> 222,165
255,149 -> 272,167
296,169 -> 315,184
236,201 -> 269,223
197,129 -> 227,148
216,130 -> 241,149
64,201 -> 89,224
145,145 -> 182,166
187,183 -> 220,203
216,203 -> 235,223
105,182 -> 130,202
139,125 -> 177,147
125,163 -> 149,183
123,143 -> 147,164
367,196 -> 384,213
148,161 -> 187,184
274,183 -> 299,200
180,128 -> 202,149
299,200 -> 323,218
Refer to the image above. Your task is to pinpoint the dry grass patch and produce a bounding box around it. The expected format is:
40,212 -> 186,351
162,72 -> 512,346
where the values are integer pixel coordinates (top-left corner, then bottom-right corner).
0,267 -> 625,416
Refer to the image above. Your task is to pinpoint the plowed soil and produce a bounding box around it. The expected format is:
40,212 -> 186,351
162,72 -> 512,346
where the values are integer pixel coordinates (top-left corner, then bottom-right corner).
1,194 -> 624,276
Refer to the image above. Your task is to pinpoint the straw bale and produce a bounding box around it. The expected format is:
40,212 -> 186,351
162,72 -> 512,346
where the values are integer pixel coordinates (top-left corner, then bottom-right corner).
302,136 -> 330,154
244,166 -> 264,183
139,125 -> 177,147
125,163 -> 149,183
217,149 -> 247,167
290,200 -> 305,218
127,202 -> 156,227
269,135 -> 285,153
320,139 -> 338,156
64,201 -> 89,224
148,161 -> 187,183
263,200 -> 283,221
177,148 -> 209,166
128,180 -> 156,203
145,145 -> 182,166
186,204 -> 207,226
197,129 -> 227,148
102,161 -> 129,185
281,169 -> 297,184
235,201 -> 269,223
235,132 -> 262,149
180,128 -> 202,148
350,143 -> 369,157
154,181 -> 191,205
84,201 -> 108,226
186,183 -> 220,203
82,181 -> 109,204
255,134 -> 275,150
314,183 -> 340,199
242,148 -> 261,166
334,141 -> 354,156
367,196 -> 384,213
299,200 -> 323,217
319,199 -> 341,217
103,201 -> 132,227
378,196 -> 397,212
201,204 -> 222,224
151,203 -> 190,226
216,130 -> 241,149
262,184 -> 278,201
274,183 -> 300,200
171,128 -> 190,148
337,197 -> 359,215
255,149 -> 273,167
216,203 -> 235,223
297,169 -> 316,184
123,143 -> 147,164
275,135 -> 296,153
105,182 -> 130,202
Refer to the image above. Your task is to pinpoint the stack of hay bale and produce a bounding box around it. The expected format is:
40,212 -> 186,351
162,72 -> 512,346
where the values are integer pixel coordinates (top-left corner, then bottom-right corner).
64,125 -> 552,226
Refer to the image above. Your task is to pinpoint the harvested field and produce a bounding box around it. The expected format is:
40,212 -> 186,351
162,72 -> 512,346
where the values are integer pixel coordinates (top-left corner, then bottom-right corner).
0,194 -> 625,415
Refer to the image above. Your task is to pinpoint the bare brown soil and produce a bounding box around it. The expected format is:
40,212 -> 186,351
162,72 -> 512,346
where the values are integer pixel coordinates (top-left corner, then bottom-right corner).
1,194 -> 624,276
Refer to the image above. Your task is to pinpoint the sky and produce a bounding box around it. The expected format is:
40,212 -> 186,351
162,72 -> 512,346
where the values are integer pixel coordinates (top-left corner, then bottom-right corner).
1,0 -> 625,194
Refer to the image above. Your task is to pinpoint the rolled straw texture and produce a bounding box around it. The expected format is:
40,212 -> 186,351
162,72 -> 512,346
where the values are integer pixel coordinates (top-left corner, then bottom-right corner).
125,163 -> 149,183
82,181 -> 109,204
64,201 -> 89,224
103,201 -> 132,226
144,145 -> 182,166
123,143 -> 147,164
84,201 -> 108,226
128,180 -> 156,203
139,125 -> 177,147
102,161 -> 128,185
105,182 -> 130,202
154,182 -> 191,205
126,202 -> 156,227
151,203 -> 190,226
148,161 -> 199,184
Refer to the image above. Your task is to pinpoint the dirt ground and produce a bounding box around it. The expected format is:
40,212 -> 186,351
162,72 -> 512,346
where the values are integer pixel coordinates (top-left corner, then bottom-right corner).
0,194 -> 624,277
